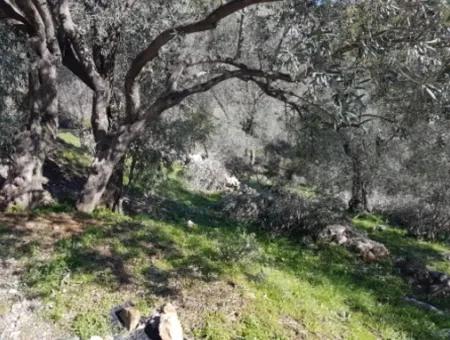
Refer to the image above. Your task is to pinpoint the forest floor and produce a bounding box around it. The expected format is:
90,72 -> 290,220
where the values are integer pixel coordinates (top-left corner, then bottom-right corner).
0,133 -> 450,339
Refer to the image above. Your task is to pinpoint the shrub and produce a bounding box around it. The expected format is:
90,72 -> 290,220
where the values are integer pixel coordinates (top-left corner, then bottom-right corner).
219,186 -> 346,237
380,186 -> 450,240
217,229 -> 260,263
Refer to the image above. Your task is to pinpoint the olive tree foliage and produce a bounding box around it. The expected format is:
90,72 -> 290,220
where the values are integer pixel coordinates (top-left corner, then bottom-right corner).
257,0 -> 450,213
126,103 -> 216,191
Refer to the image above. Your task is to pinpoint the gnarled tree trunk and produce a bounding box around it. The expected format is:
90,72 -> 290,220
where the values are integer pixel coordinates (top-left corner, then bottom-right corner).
76,125 -> 139,213
76,152 -> 120,213
101,156 -> 125,212
89,82 -> 126,212
0,58 -> 59,210
0,0 -> 61,210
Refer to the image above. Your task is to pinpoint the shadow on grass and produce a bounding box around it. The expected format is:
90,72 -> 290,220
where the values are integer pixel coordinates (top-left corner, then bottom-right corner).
0,210 -> 230,301
0,221 -> 34,260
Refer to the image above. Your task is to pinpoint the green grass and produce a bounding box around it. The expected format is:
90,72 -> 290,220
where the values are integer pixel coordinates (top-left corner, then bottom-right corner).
57,131 -> 82,148
55,131 -> 92,169
57,149 -> 92,169
286,183 -> 317,198
1,184 -> 450,339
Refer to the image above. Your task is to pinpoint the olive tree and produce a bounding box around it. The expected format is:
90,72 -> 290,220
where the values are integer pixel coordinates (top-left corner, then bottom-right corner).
263,0 -> 450,211
0,0 -> 299,212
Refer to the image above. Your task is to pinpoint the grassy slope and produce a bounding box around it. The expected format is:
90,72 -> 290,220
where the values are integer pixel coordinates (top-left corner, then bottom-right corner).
1,134 -> 449,339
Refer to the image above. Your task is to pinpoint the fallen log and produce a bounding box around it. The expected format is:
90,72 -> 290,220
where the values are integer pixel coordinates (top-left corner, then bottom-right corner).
402,296 -> 445,315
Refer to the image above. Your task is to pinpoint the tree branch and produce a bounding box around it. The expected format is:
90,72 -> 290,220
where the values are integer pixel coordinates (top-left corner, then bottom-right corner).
0,0 -> 30,29
124,0 -> 283,120
137,61 -> 295,131
59,0 -> 103,91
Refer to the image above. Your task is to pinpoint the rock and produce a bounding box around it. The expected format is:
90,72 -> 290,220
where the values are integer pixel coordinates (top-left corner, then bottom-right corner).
159,303 -> 183,340
375,224 -> 388,231
318,224 -> 389,262
116,305 -> 141,331
337,235 -> 348,245
224,174 -> 240,188
186,220 -> 196,229
361,250 -> 376,263
395,257 -> 450,297
291,175 -> 307,185
144,303 -> 183,340
442,253 -> 450,262
402,296 -> 444,315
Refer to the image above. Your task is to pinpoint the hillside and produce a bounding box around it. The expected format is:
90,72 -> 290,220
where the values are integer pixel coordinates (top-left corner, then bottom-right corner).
0,135 -> 449,339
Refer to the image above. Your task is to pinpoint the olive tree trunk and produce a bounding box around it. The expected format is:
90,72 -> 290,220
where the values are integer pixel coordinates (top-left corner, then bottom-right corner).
0,58 -> 59,210
76,151 -> 121,213
348,153 -> 368,213
101,156 -> 125,212
76,124 -> 140,213
88,82 -> 126,212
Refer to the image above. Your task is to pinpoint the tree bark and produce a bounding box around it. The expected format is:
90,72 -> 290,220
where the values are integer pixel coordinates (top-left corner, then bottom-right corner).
101,156 -> 125,212
348,153 -> 368,213
76,147 -> 123,213
342,135 -> 369,213
89,81 -> 126,212
76,126 -> 138,213
0,57 -> 59,210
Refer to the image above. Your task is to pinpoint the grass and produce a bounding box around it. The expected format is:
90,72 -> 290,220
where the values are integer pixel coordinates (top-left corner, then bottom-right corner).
55,131 -> 92,169
1,180 -> 450,339
57,131 -> 82,148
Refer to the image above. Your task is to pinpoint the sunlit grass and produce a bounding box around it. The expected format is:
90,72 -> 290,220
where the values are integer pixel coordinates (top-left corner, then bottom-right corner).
57,131 -> 81,148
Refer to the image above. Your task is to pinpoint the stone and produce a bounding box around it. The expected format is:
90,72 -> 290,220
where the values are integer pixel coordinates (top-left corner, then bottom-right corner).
144,303 -> 183,340
443,253 -> 450,262
159,303 -> 183,340
116,305 -> 141,331
318,224 -> 389,262
396,257 -> 450,297
375,224 -> 388,231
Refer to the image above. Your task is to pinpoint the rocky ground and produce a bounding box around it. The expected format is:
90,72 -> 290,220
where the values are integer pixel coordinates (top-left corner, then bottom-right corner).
0,258 -> 71,340
0,260 -> 158,340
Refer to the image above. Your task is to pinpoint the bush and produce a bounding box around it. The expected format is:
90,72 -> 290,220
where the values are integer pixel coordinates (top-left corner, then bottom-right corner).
184,156 -> 240,192
219,186 -> 346,237
217,228 -> 260,263
380,186 -> 450,240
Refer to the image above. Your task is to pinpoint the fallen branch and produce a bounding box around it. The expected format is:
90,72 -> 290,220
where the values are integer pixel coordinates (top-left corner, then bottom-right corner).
402,296 -> 445,315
